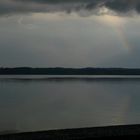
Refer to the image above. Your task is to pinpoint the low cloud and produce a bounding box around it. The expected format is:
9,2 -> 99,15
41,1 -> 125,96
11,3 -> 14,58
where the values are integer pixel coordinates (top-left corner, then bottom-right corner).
0,0 -> 140,17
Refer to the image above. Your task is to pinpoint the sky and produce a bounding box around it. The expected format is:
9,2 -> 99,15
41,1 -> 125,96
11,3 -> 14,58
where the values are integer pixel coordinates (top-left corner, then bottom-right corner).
1,0 -> 140,68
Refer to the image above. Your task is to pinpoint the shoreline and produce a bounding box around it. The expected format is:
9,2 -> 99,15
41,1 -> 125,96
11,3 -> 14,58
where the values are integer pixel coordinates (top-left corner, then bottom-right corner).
0,124 -> 140,139
1,68 -> 140,75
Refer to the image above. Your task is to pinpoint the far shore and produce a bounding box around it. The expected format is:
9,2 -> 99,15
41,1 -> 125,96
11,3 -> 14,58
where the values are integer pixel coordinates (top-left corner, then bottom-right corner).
1,67 -> 140,75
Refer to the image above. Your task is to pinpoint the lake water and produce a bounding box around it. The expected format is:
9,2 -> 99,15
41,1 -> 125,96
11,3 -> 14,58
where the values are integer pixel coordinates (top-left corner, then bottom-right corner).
0,75 -> 140,133
1,0 -> 140,134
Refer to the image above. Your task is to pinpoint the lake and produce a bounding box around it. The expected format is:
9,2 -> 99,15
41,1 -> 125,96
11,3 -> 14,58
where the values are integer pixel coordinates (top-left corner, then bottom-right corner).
1,0 -> 140,134
0,75 -> 140,133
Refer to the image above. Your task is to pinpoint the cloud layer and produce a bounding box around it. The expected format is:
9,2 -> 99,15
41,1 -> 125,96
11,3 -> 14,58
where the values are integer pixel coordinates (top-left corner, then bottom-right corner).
1,0 -> 140,68
0,0 -> 140,16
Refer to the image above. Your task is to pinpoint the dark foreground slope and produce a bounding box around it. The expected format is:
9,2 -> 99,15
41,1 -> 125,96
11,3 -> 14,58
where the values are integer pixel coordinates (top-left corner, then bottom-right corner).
0,124 -> 140,140
1,67 -> 140,75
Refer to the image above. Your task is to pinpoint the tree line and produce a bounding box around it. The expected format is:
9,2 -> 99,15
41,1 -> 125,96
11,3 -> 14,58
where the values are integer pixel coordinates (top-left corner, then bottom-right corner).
0,67 -> 140,75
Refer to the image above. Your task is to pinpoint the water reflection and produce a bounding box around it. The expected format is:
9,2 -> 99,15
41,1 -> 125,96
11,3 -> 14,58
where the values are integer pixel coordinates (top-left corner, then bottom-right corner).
0,76 -> 140,132
1,0 -> 140,133
1,75 -> 140,83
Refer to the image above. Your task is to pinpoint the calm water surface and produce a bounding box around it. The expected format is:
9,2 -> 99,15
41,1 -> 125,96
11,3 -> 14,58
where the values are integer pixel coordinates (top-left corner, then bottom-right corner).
0,75 -> 140,133
1,0 -> 140,134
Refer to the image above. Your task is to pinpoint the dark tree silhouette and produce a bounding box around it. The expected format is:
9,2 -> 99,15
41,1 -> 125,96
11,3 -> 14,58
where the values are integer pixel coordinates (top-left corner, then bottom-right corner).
0,67 -> 140,75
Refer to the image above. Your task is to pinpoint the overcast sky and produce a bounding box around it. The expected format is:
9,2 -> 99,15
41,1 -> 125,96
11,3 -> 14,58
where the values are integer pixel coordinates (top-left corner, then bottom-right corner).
1,0 -> 140,68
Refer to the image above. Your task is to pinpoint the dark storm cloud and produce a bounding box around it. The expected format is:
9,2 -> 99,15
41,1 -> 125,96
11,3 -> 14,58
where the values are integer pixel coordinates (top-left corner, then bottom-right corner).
1,0 -> 140,16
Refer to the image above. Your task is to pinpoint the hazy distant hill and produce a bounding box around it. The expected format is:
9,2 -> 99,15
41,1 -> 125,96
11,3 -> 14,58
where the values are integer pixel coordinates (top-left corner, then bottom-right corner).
0,67 -> 140,75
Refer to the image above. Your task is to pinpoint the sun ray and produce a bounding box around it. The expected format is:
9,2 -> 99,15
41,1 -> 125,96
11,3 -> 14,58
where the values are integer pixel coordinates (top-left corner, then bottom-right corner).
100,15 -> 130,51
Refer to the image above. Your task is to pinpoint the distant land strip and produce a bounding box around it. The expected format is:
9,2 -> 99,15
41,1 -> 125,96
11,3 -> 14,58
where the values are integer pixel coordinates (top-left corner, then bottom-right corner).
1,67 -> 140,75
